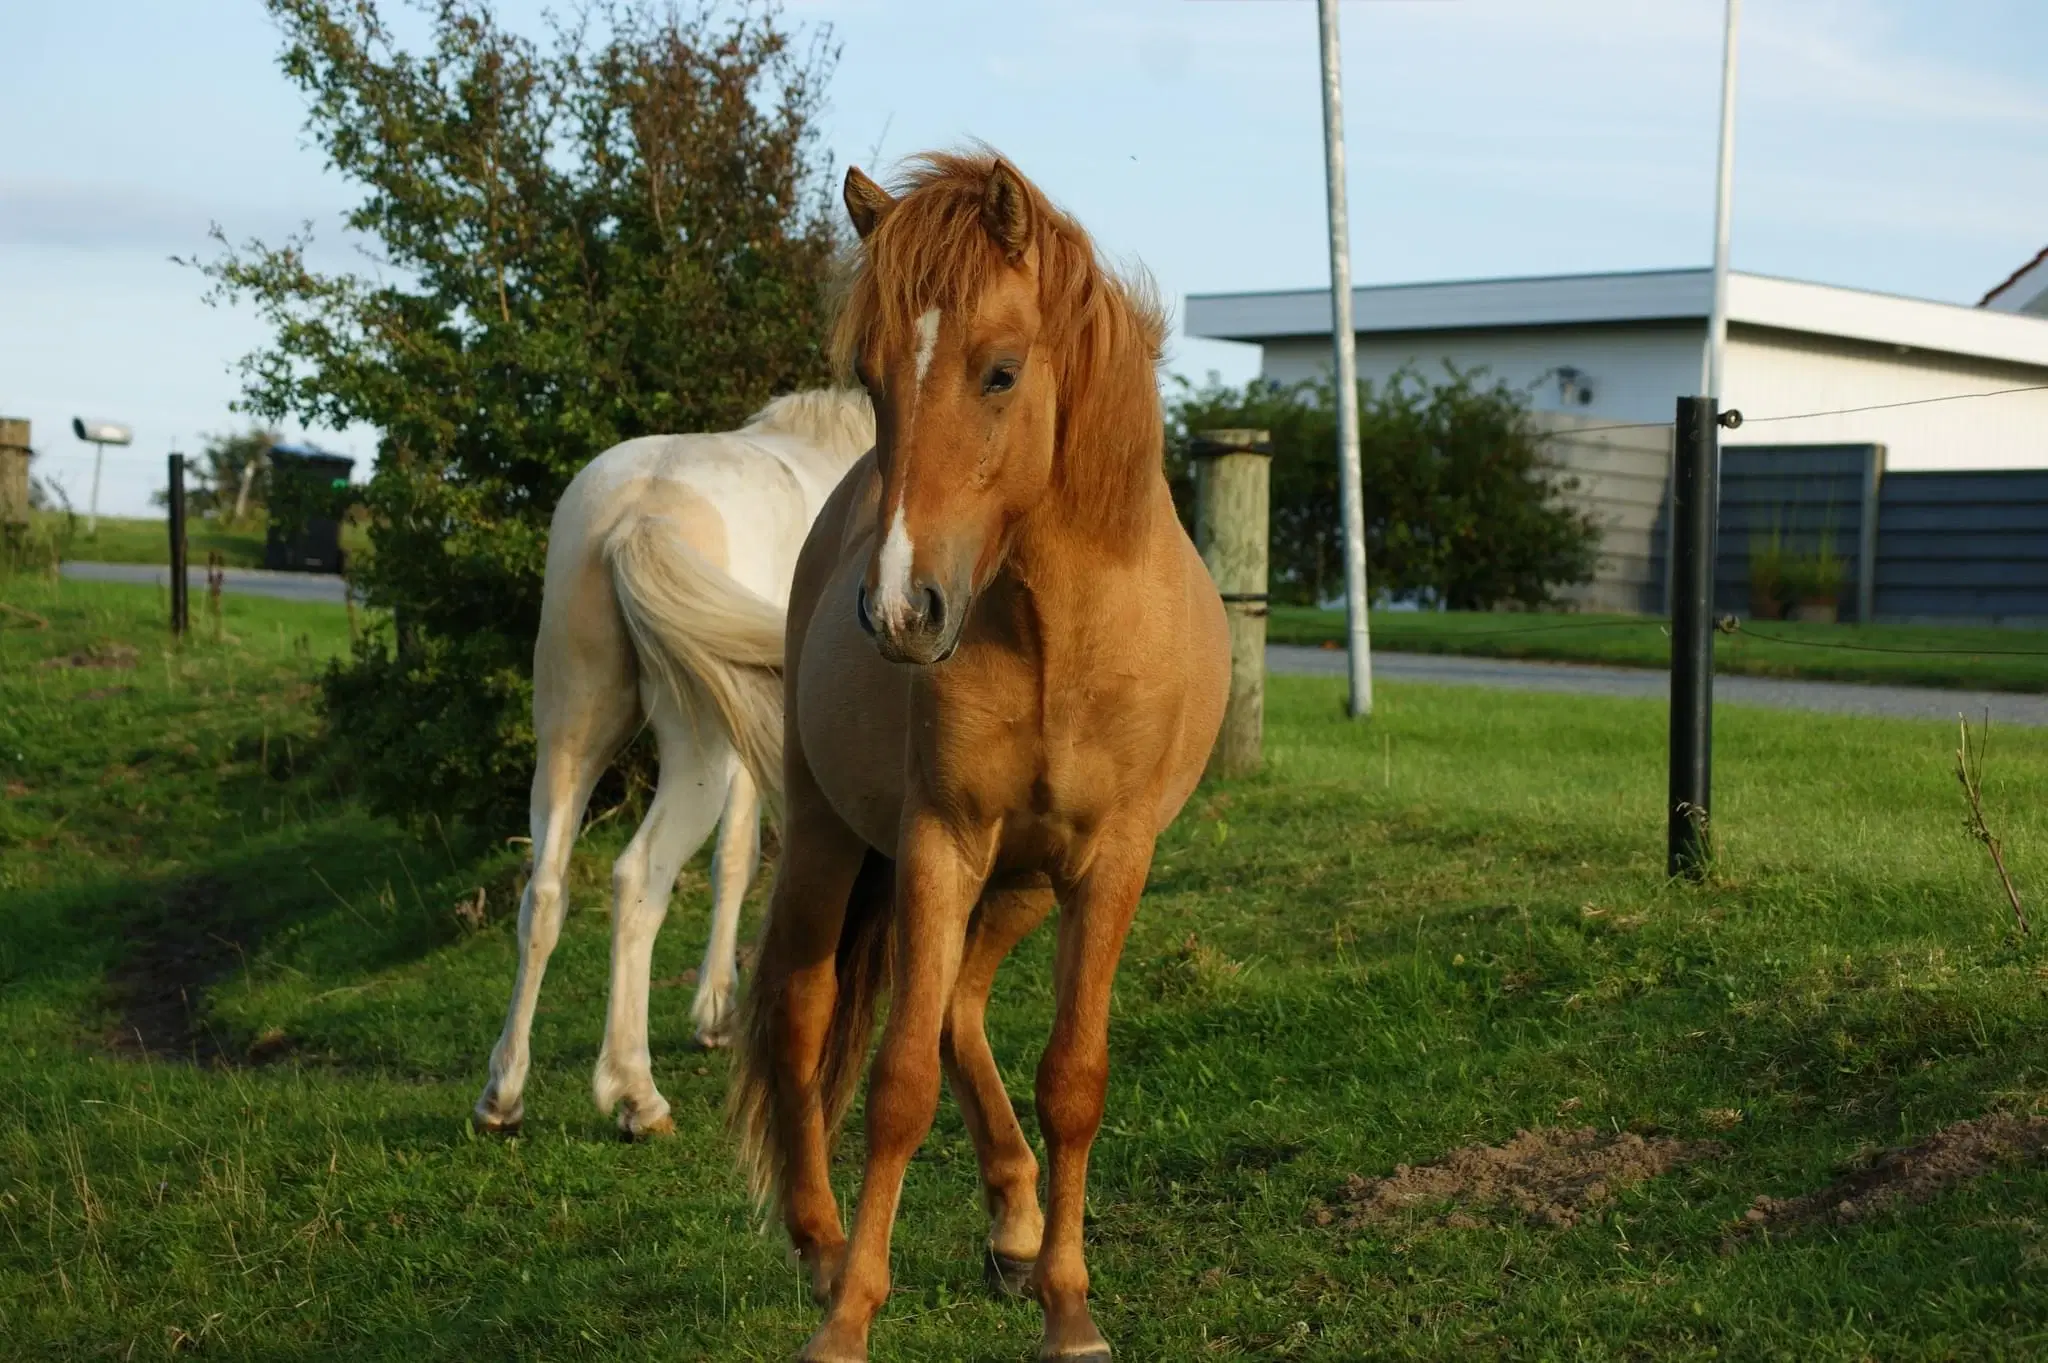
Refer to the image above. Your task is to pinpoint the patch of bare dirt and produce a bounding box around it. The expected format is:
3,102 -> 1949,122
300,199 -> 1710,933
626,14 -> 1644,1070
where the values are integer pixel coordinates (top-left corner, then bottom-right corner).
41,642 -> 138,670
103,875 -> 284,1066
1737,1113 -> 2048,1235
1315,1125 -> 1725,1231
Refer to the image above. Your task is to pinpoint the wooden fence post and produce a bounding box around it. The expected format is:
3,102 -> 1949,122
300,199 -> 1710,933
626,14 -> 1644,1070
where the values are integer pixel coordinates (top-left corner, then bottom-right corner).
0,418 -> 30,541
1193,428 -> 1273,778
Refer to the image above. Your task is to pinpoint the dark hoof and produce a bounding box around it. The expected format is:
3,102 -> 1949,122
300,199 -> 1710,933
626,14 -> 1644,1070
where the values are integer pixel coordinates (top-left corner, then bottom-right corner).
985,1245 -> 1037,1299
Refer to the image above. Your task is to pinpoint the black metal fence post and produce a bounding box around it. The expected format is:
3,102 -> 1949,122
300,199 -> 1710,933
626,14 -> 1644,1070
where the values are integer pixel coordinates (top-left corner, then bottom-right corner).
168,453 -> 189,638
1668,397 -> 1720,879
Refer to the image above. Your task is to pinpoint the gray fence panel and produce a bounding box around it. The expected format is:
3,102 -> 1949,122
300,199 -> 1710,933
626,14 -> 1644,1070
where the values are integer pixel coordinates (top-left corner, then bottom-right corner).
1715,444 -> 1882,622
1873,470 -> 2048,624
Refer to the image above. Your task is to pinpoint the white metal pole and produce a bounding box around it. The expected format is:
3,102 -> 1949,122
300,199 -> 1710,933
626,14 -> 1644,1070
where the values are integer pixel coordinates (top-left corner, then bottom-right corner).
1317,0 -> 1373,717
1704,0 -> 1742,400
88,442 -> 103,536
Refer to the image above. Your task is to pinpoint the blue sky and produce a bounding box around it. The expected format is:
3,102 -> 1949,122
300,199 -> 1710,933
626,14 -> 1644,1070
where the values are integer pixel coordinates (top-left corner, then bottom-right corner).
4,0 -> 2044,516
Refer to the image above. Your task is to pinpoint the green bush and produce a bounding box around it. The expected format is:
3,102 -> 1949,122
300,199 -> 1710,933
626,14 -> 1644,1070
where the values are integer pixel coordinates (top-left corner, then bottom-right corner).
192,0 -> 841,831
1165,365 -> 1601,610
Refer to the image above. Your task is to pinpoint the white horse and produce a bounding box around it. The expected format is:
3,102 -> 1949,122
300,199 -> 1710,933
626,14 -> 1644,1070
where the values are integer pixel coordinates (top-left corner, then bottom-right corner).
473,388 -> 874,1139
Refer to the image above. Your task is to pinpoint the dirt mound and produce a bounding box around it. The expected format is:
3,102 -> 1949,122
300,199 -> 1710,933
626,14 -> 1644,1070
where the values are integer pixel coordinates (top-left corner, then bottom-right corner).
1739,1113 -> 2048,1234
1317,1125 -> 1724,1231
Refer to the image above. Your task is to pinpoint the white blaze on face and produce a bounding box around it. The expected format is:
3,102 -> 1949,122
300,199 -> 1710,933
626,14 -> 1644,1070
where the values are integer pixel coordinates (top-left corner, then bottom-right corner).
873,307 -> 941,630
874,503 -> 916,629
912,308 -> 941,390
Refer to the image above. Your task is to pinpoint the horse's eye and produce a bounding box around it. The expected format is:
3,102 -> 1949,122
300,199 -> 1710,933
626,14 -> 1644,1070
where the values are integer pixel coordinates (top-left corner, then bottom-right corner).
983,363 -> 1019,396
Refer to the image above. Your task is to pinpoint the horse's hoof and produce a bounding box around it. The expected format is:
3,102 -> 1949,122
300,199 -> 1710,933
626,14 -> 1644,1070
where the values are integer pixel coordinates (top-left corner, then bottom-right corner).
985,1245 -> 1036,1299
689,1026 -> 735,1052
615,1100 -> 675,1142
471,1098 -> 523,1136
1040,1340 -> 1111,1362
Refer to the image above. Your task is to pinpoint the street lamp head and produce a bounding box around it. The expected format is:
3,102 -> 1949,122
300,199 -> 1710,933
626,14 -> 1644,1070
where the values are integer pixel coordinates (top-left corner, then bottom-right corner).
72,418 -> 133,446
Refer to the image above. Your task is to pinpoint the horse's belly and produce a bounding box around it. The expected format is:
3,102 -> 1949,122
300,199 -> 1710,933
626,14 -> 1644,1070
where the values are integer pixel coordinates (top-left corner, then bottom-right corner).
795,550 -> 912,856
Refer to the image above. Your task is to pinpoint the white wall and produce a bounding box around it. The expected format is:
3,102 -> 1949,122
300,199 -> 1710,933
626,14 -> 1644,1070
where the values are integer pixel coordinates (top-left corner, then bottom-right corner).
1257,322 -> 1705,427
1256,321 -> 2048,471
1724,326 -> 2048,472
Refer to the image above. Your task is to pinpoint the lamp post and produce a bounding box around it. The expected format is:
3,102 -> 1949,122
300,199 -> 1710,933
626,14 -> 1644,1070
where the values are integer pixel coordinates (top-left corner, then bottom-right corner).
1703,0 -> 1742,399
1316,0 -> 1374,718
71,417 -> 133,536
1201,0 -> 1379,716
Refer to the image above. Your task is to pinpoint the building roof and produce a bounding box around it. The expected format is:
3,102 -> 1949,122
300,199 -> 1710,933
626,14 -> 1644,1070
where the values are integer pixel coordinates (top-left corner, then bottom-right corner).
1185,267 -> 2048,370
1980,246 -> 2048,314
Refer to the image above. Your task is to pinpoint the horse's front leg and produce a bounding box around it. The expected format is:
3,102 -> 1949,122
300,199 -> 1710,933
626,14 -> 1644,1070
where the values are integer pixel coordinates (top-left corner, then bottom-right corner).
1033,832 -> 1152,1361
801,812 -> 983,1363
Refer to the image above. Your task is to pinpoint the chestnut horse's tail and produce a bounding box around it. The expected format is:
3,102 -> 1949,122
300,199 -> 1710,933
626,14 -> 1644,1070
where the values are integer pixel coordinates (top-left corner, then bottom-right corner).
605,515 -> 785,806
730,847 -> 893,1215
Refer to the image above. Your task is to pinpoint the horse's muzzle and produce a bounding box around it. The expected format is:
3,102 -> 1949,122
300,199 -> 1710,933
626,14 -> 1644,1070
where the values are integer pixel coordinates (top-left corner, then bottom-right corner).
857,580 -> 964,666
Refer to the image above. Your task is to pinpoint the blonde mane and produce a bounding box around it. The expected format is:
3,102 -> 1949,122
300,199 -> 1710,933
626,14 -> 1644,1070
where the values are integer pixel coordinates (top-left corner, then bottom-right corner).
744,388 -> 875,460
828,150 -> 1169,540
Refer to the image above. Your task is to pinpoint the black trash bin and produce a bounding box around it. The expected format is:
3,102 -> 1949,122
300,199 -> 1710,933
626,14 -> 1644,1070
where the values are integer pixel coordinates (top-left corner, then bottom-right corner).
263,444 -> 356,575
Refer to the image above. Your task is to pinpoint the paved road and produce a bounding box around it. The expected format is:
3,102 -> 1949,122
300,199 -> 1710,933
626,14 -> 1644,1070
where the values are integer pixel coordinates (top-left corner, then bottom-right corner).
56,563 -> 2044,726
62,560 -> 351,604
1268,643 -> 2048,728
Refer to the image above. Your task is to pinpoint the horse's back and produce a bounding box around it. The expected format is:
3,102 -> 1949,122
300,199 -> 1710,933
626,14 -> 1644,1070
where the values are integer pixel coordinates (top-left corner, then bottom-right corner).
558,428 -> 857,608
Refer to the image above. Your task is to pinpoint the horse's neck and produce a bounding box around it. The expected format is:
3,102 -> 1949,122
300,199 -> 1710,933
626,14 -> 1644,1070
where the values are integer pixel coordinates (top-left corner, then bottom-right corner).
1006,474 -> 1170,628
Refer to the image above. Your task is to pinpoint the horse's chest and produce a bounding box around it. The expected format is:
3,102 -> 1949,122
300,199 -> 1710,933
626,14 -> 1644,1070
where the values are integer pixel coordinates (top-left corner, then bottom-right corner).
932,681 -> 1132,864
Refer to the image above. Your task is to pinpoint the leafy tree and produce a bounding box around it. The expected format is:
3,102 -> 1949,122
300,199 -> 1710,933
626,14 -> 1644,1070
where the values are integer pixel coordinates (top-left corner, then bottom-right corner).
1165,365 -> 1602,610
191,0 -> 841,827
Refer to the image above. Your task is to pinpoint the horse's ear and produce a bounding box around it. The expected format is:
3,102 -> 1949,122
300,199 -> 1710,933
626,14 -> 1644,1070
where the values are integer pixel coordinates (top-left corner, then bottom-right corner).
981,159 -> 1032,264
843,166 -> 895,241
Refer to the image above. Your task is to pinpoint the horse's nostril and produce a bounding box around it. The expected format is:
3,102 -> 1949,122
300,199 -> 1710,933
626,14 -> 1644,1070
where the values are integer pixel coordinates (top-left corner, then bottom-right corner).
923,584 -> 945,630
856,584 -> 876,636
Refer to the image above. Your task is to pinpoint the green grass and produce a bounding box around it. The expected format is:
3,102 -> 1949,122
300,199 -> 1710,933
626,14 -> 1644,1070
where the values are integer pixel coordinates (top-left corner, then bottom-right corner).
6,574 -> 2048,1359
29,509 -> 372,570
1271,604 -> 2048,694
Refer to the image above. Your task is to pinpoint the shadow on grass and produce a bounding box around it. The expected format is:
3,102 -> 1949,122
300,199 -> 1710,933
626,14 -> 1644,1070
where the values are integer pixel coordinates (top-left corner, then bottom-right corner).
4,811 -> 515,1068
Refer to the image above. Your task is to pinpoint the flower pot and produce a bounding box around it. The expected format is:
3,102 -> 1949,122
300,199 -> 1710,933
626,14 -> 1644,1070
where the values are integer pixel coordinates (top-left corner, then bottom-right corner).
1748,586 -> 1785,621
1791,598 -> 1839,624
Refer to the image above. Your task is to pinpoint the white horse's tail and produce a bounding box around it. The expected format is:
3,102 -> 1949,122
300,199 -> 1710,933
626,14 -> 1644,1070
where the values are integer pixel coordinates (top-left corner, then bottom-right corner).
605,516 -> 785,805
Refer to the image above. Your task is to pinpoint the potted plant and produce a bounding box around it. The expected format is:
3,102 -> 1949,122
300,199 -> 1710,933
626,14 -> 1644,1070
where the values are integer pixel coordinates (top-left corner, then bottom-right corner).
1781,525 -> 1846,623
1747,519 -> 1788,620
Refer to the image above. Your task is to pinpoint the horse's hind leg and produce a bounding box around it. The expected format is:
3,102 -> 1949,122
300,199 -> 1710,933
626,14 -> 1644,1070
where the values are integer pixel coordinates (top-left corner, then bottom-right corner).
689,764 -> 759,1050
944,884 -> 1054,1295
593,692 -> 731,1139
475,687 -> 628,1134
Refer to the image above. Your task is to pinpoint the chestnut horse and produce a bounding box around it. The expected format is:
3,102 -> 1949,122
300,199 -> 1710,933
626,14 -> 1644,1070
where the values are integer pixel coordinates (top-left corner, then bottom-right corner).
730,153 -> 1229,1361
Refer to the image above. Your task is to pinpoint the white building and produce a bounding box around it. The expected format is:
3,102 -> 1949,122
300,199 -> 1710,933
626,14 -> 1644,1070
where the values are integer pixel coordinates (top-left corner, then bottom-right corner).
1183,267 -> 2048,471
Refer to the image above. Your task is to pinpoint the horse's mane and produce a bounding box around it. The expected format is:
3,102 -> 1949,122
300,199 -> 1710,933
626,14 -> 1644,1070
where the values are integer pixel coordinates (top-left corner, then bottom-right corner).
829,150 -> 1169,542
744,388 -> 875,461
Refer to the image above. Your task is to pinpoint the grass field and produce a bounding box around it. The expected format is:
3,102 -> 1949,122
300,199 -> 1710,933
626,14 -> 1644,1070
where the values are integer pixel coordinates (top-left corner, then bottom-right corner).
1270,605 -> 2048,694
26,510 -> 373,571
6,574 -> 2048,1360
